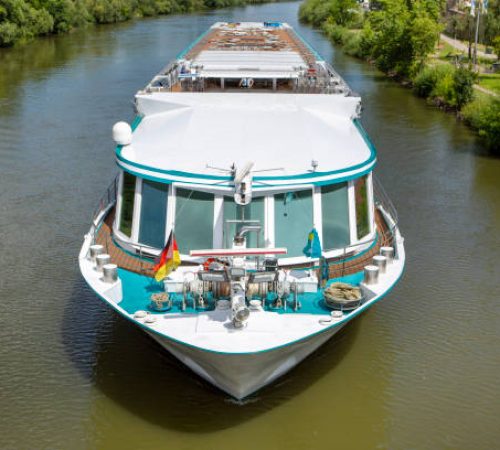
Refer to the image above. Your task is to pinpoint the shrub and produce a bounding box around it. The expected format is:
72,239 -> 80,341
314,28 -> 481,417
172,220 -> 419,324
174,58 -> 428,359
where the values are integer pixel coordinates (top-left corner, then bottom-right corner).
413,64 -> 453,98
432,66 -> 456,106
323,21 -> 349,44
0,21 -> 21,46
453,67 -> 476,109
462,96 -> 500,151
343,31 -> 363,57
412,64 -> 475,110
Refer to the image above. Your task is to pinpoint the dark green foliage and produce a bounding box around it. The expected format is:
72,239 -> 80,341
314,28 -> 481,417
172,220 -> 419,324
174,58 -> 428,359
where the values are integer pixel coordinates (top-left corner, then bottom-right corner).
301,0 -> 443,77
299,0 -> 360,28
300,0 -> 497,147
0,0 -> 275,46
413,64 -> 475,109
462,96 -> 500,151
413,64 -> 448,98
0,0 -> 54,45
453,66 -> 475,109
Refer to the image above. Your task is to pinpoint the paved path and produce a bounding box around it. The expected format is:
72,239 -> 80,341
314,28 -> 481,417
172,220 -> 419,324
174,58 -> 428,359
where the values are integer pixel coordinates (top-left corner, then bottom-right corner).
473,84 -> 499,97
440,34 -> 497,60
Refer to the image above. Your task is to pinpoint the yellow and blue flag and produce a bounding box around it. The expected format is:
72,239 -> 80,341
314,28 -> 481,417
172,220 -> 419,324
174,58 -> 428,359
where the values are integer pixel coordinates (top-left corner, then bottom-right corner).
303,228 -> 322,258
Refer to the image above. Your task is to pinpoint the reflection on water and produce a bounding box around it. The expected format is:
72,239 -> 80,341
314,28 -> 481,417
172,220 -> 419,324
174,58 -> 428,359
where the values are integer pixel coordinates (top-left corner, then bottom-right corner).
62,282 -> 360,433
0,2 -> 499,449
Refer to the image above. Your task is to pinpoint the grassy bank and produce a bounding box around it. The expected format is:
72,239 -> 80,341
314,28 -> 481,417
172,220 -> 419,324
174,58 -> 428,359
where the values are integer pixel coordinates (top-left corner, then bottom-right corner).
0,0 -> 275,47
299,0 -> 500,152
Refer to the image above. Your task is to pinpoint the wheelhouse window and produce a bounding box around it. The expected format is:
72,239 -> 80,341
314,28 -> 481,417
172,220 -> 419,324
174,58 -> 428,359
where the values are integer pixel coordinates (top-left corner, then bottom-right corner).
223,197 -> 265,248
274,190 -> 313,257
354,175 -> 370,239
175,188 -> 214,253
138,180 -> 169,248
119,172 -> 136,237
321,182 -> 350,250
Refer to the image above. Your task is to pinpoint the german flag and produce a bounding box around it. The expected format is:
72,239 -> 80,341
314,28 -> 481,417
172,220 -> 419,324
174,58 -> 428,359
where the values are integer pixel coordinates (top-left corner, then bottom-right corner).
153,232 -> 181,282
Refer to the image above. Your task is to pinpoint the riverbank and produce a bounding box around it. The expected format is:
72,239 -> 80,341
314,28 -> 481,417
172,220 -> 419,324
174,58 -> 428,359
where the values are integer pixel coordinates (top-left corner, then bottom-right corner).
299,0 -> 500,152
0,0 -> 276,48
2,2 -> 500,448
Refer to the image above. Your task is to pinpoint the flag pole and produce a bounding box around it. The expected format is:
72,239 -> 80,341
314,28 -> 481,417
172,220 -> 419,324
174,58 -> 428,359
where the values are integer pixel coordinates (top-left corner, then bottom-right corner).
473,0 -> 481,70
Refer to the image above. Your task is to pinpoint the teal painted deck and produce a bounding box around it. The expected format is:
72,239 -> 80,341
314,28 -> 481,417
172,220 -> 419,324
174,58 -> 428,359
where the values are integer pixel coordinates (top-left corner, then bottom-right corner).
117,267 -> 364,316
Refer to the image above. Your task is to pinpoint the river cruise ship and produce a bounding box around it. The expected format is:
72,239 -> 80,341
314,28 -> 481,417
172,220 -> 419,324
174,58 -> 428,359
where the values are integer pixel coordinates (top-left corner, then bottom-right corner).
79,22 -> 405,399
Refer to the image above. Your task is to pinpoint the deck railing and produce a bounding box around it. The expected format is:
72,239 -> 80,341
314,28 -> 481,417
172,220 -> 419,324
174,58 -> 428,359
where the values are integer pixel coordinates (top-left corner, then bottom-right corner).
322,175 -> 399,279
87,173 -> 400,280
373,174 -> 399,228
89,174 -> 119,245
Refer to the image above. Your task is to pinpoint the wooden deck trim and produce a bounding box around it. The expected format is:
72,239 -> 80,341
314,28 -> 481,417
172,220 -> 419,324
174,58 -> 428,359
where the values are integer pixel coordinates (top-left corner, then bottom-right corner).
95,206 -> 394,279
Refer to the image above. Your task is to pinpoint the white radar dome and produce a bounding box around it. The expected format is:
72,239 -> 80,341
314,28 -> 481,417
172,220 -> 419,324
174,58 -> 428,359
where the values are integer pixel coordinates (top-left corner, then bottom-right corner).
112,121 -> 132,145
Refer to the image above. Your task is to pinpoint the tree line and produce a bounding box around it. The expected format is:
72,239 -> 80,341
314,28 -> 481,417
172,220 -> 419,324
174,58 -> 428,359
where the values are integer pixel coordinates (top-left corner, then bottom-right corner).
299,0 -> 499,151
0,0 -> 272,47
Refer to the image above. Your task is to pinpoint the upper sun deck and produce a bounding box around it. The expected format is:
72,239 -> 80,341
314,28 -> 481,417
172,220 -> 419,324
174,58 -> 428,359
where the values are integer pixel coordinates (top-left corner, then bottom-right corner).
140,22 -> 351,95
121,93 -> 373,187
120,22 -> 374,188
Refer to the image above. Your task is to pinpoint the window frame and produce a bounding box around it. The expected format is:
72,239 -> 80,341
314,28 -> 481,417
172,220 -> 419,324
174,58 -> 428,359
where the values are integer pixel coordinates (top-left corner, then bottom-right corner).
113,173 -> 376,263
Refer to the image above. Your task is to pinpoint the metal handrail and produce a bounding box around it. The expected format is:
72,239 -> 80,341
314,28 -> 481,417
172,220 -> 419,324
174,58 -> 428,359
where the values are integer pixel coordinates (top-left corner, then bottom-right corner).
89,174 -> 119,245
321,176 -> 399,278
373,174 -> 399,226
85,173 -> 400,280
91,174 -> 119,223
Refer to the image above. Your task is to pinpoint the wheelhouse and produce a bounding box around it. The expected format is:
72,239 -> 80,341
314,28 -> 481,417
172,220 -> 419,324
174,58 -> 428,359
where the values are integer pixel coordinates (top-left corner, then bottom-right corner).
113,170 -> 375,265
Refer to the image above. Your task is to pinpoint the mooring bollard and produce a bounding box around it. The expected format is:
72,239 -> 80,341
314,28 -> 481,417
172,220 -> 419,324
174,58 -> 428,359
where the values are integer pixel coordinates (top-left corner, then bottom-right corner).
372,255 -> 387,274
103,263 -> 118,283
364,265 -> 379,285
96,253 -> 111,272
89,244 -> 104,263
380,246 -> 394,264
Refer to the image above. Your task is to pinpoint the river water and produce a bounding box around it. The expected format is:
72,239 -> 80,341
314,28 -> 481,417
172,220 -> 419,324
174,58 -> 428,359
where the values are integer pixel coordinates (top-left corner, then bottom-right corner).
0,2 -> 499,449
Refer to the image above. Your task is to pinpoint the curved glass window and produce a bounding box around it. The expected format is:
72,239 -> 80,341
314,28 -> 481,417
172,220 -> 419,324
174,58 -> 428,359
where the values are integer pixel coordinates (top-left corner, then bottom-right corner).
274,190 -> 313,257
119,172 -> 136,237
321,183 -> 350,250
355,175 -> 370,239
138,180 -> 169,248
175,189 -> 214,253
223,197 -> 265,248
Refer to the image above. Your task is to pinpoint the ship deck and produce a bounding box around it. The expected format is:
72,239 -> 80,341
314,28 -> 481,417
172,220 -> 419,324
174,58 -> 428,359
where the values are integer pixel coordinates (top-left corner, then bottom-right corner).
182,24 -> 318,65
143,22 -> 349,95
95,205 -> 394,280
90,205 -> 394,317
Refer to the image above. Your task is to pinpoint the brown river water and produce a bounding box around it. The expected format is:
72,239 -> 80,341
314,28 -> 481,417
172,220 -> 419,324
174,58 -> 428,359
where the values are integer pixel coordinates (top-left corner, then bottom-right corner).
0,2 -> 499,449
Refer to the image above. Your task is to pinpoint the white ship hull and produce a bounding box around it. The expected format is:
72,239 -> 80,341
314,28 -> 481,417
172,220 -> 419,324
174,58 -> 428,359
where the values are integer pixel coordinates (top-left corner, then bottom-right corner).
78,21 -> 406,402
146,323 -> 345,399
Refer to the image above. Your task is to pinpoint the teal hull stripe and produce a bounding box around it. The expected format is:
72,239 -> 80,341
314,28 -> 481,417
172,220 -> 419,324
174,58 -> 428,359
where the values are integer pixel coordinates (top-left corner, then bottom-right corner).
83,246 -> 404,355
131,115 -> 143,131
176,27 -> 214,59
116,159 -> 374,187
290,28 -> 324,62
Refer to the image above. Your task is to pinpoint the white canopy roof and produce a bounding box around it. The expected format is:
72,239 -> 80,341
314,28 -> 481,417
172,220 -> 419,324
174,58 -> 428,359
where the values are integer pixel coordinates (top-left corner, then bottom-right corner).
191,50 -> 307,77
120,92 -> 372,185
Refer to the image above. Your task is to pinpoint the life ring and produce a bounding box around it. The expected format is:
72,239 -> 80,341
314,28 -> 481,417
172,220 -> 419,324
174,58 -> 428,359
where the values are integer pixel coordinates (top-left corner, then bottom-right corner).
203,257 -> 217,270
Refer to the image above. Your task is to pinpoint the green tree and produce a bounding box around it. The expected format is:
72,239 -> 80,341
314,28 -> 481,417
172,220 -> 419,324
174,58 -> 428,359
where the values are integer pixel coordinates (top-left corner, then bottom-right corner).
453,67 -> 475,109
493,36 -> 500,60
411,15 -> 441,69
